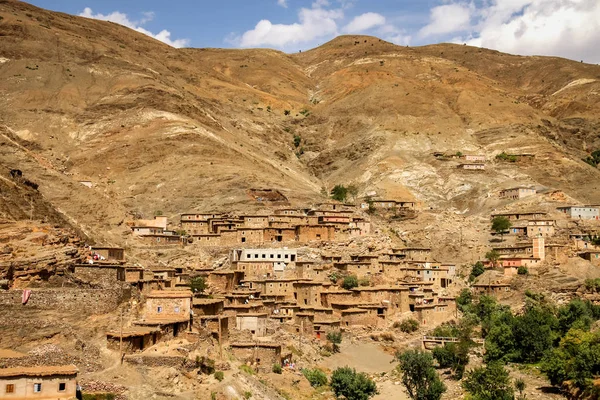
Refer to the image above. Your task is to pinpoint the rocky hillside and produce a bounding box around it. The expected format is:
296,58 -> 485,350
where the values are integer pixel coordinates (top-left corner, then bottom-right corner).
1,0 -> 599,244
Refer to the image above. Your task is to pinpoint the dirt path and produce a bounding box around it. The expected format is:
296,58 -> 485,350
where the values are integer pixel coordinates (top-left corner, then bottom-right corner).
319,341 -> 397,374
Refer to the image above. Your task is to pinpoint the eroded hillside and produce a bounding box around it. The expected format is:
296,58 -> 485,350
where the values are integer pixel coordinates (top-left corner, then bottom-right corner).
0,0 -> 599,246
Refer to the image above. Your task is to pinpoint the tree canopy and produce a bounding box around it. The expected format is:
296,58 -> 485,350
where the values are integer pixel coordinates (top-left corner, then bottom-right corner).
396,349 -> 446,400
330,367 -> 377,400
463,361 -> 514,400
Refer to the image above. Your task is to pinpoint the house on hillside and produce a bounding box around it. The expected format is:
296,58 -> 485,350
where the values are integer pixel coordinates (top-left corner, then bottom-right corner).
557,206 -> 600,220
457,163 -> 485,170
0,365 -> 78,400
499,187 -> 537,200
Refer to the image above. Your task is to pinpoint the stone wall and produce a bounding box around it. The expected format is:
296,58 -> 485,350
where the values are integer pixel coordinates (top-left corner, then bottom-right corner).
0,288 -> 131,314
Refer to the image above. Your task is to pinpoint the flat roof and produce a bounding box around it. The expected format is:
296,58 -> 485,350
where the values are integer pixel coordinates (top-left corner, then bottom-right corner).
236,313 -> 268,317
106,327 -> 160,338
193,299 -> 225,305
147,290 -> 192,298
0,365 -> 78,378
230,342 -> 281,349
135,316 -> 190,325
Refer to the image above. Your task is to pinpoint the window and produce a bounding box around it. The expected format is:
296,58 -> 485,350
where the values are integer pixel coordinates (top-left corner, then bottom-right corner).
157,306 -> 163,313
174,306 -> 180,313
34,383 -> 42,393
5,384 -> 15,394
59,382 -> 66,392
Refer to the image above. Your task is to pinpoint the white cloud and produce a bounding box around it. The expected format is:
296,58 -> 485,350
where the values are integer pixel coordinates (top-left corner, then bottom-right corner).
343,12 -> 386,33
277,0 -> 288,8
464,0 -> 600,63
234,4 -> 343,48
419,3 -> 472,37
79,7 -> 190,48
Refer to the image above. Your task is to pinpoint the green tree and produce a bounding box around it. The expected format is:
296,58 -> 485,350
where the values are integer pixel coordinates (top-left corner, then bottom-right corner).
463,361 -> 514,400
517,266 -> 528,275
330,367 -> 377,400
364,196 -> 376,214
327,331 -> 343,353
469,261 -> 485,282
331,184 -> 348,202
302,368 -> 328,387
491,216 -> 512,240
189,276 -> 207,294
396,349 -> 446,400
485,249 -> 501,267
512,305 -> 557,363
456,289 -> 473,313
342,275 -> 359,290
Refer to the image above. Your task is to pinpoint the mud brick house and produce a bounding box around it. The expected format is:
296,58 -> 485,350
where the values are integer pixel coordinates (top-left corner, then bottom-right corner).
181,213 -> 222,221
320,289 -> 355,308
499,187 -> 537,200
135,216 -> 168,230
106,326 -> 160,353
294,280 -> 324,307
313,319 -> 341,339
198,315 -> 230,340
334,261 -> 382,278
491,211 -> 548,221
236,313 -> 268,337
526,220 -> 555,237
296,225 -> 335,242
232,248 -> 297,277
229,342 -> 282,369
457,163 -> 485,170
361,199 -> 416,210
295,262 -> 328,281
348,218 -> 371,235
263,227 -> 297,242
0,365 -> 78,400
392,247 -> 432,261
413,302 -> 451,326
462,154 -> 486,162
472,283 -> 512,297
72,263 -> 126,286
140,234 -> 182,246
274,208 -> 307,216
557,205 -> 600,220
316,202 -> 356,212
192,298 -> 225,316
90,246 -> 124,262
135,290 -> 192,337
351,286 -> 410,314
208,271 -> 243,293
341,307 -> 382,327
271,303 -> 300,322
132,226 -> 164,235
580,251 -> 600,266
190,234 -> 221,246
240,215 -> 270,229
179,218 -> 210,235
350,254 -> 380,265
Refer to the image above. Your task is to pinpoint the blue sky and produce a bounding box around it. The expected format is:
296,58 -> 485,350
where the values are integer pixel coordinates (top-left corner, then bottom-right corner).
27,0 -> 600,63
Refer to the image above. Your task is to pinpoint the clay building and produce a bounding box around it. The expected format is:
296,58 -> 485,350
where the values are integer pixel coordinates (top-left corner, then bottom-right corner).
499,187 -> 537,200
580,251 -> 600,266
190,234 -> 221,246
90,246 -> 124,262
263,227 -> 297,242
0,365 -> 78,400
198,315 -> 230,341
351,286 -> 410,314
296,225 -> 335,242
240,215 -> 270,228
106,327 -> 160,353
315,202 -> 355,212
139,234 -> 182,246
208,271 -> 243,293
136,291 -> 192,337
557,206 -> 600,220
181,213 -> 222,221
462,154 -> 486,162
192,298 -> 225,316
491,211 -> 548,221
180,219 -> 210,235
293,281 -> 324,307
472,283 -> 512,297
72,263 -> 126,286
236,313 -> 268,337
392,247 -> 432,261
132,226 -> 164,235
333,261 -> 382,278
229,342 -> 282,369
340,307 -> 382,327
457,163 -> 485,170
274,208 -> 307,216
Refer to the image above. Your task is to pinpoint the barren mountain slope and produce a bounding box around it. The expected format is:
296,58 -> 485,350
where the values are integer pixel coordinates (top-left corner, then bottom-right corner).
0,1 -> 599,244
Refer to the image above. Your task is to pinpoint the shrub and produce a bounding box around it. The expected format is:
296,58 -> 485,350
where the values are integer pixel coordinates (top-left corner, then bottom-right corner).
293,135 -> 301,148
330,184 -> 348,202
358,277 -> 370,287
189,276 -> 207,293
272,364 -> 282,374
396,319 -> 419,333
243,391 -> 252,399
302,368 -> 328,387
197,356 -> 215,374
214,371 -> 224,381
342,275 -> 358,290
517,266 -> 528,275
463,361 -> 514,400
284,109 -> 291,115
469,261 -> 485,281
239,364 -> 255,375
330,367 -> 377,400
327,330 -> 343,352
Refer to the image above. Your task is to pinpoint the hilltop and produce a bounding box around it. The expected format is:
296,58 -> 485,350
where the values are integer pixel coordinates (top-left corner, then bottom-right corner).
0,0 -> 599,249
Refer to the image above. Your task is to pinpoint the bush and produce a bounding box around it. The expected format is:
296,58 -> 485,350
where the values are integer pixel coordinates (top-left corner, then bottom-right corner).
463,361 -> 514,400
330,367 -> 377,400
342,275 -> 359,290
197,356 -> 215,374
330,184 -> 348,202
517,266 -> 528,275
469,261 -> 485,281
302,368 -> 328,387
327,331 -> 343,352
358,277 -> 370,287
396,319 -> 419,333
293,135 -> 301,148
214,371 -> 224,381
239,364 -> 255,375
284,109 -> 291,115
190,276 -> 207,293
272,364 -> 282,374
432,322 -> 460,338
